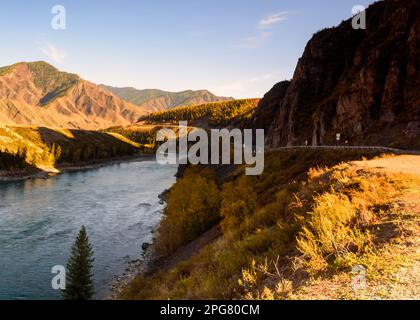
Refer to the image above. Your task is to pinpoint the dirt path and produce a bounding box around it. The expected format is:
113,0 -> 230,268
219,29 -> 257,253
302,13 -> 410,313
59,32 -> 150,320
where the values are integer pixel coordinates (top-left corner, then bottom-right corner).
149,225 -> 222,275
352,155 -> 420,175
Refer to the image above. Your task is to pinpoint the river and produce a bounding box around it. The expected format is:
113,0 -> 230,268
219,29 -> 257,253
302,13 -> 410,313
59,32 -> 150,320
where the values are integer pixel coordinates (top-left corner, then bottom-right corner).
0,158 -> 178,299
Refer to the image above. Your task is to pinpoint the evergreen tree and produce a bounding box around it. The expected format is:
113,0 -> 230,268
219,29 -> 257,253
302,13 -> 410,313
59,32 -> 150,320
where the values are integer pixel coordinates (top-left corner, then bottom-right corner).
63,226 -> 95,300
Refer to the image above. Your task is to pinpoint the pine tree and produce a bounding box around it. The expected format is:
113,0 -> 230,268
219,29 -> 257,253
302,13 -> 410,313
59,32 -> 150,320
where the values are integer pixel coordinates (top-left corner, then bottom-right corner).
63,226 -> 95,300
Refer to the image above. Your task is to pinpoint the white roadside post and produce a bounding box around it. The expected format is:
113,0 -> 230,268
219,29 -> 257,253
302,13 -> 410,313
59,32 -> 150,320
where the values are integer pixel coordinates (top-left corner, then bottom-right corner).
336,133 -> 341,147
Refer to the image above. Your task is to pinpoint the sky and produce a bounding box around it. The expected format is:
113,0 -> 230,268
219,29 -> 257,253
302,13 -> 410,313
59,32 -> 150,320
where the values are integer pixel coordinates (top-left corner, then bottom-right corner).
0,0 -> 377,98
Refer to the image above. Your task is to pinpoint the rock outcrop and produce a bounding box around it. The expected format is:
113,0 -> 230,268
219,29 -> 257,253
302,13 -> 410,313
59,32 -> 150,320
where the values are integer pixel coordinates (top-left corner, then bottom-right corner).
253,0 -> 420,150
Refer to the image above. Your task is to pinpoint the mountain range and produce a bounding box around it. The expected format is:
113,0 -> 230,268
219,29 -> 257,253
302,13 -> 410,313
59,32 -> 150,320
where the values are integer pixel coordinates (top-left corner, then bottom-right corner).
0,61 -> 231,130
100,85 -> 233,112
0,61 -> 149,129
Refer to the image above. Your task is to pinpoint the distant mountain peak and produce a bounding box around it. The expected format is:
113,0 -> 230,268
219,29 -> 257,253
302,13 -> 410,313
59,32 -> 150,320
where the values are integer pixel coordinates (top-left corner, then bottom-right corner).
100,85 -> 234,112
0,61 -> 235,129
0,61 -> 80,106
0,61 -> 147,129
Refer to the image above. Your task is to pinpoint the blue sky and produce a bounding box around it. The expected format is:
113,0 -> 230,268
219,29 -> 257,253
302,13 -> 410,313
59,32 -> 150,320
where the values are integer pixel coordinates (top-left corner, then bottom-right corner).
0,0 -> 377,98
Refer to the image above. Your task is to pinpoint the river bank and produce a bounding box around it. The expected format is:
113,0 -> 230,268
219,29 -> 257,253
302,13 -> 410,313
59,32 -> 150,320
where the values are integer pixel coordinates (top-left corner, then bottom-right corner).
109,224 -> 223,299
108,163 -> 225,300
108,169 -> 178,299
0,153 -> 155,182
108,188 -> 170,299
108,237 -> 158,299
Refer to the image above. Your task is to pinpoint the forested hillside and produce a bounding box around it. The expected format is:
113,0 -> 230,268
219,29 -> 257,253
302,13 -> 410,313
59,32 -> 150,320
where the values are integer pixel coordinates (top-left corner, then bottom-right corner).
0,126 -> 145,174
140,99 -> 260,127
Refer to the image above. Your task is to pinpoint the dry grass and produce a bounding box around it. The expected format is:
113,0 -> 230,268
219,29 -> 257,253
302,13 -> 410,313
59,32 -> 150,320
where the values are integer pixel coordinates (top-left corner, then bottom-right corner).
120,151 -> 419,300
240,166 -> 419,300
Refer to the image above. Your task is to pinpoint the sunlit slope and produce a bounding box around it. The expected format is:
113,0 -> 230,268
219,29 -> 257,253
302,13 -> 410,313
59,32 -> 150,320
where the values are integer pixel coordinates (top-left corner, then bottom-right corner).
139,98 -> 260,127
0,62 -> 148,129
105,99 -> 260,149
121,150 -> 420,300
0,126 -> 143,172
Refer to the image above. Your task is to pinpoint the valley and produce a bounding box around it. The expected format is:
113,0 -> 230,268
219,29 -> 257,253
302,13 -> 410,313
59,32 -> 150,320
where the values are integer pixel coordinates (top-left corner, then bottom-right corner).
0,0 -> 419,302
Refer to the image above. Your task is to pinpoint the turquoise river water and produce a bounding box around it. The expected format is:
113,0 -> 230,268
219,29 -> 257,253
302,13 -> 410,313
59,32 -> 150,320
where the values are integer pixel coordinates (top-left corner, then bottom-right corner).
0,159 -> 178,299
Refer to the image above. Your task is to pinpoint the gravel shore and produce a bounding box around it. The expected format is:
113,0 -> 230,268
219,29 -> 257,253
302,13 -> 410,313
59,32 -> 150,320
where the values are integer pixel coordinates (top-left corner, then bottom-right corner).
108,240 -> 158,299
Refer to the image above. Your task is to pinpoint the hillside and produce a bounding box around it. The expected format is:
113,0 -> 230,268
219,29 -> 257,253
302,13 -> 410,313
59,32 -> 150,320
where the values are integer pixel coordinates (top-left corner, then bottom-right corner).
121,150 -> 420,300
139,98 -> 260,128
252,0 -> 420,150
0,125 -> 145,178
100,85 -> 234,112
0,62 -> 148,129
104,99 -> 260,150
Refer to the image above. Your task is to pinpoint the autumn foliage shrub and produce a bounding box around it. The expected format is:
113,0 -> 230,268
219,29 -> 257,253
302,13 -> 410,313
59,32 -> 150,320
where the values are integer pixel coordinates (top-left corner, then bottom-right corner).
220,176 -> 257,234
155,167 -> 221,257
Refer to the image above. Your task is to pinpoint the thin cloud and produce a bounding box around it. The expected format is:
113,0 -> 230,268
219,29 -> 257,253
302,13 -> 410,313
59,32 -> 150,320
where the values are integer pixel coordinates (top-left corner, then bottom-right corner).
242,31 -> 270,48
40,43 -> 66,64
242,11 -> 290,48
257,11 -> 290,29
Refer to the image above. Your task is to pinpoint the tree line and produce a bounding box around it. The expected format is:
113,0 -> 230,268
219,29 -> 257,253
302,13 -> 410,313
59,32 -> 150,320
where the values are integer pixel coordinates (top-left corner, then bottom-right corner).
141,99 -> 260,127
0,141 -> 140,171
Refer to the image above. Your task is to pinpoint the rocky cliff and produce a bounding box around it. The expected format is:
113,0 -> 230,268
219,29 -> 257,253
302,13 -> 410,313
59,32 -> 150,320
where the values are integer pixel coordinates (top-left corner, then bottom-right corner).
253,0 -> 420,149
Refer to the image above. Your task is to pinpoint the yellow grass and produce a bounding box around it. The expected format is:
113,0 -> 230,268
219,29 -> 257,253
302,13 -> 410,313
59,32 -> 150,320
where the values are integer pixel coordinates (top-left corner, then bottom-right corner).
121,150 -> 419,300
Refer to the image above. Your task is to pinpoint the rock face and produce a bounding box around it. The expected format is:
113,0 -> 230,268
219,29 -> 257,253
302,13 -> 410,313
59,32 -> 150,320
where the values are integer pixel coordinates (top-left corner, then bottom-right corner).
254,0 -> 420,150
0,62 -> 147,129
